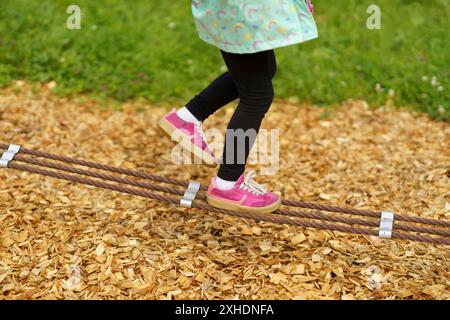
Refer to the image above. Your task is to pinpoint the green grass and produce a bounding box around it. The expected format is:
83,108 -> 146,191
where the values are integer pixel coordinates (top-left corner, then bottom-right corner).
0,0 -> 448,120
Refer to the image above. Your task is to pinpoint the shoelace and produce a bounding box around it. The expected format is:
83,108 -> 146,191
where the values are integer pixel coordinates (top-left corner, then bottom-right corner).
239,170 -> 268,195
194,121 -> 203,135
194,122 -> 208,149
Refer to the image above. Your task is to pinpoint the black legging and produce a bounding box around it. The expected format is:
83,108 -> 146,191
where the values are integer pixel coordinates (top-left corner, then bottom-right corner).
186,49 -> 277,181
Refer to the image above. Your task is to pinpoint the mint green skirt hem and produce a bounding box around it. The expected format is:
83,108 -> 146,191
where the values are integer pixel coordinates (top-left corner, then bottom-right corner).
197,31 -> 318,54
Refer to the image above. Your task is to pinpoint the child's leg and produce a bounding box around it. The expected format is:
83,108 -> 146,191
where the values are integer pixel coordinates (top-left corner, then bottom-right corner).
160,69 -> 240,167
218,50 -> 277,182
183,72 -> 239,122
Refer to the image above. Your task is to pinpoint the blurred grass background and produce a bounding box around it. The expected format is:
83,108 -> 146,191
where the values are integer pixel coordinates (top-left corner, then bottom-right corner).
0,0 -> 448,120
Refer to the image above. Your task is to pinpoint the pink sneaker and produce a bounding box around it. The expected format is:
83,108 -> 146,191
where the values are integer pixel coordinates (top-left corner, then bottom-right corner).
159,108 -> 217,167
207,171 -> 281,214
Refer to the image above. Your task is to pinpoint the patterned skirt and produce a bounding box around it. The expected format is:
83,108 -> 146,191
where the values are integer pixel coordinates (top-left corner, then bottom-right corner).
192,0 -> 318,53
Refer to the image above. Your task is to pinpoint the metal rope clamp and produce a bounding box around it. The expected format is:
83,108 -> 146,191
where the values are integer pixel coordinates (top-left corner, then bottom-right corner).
379,211 -> 394,238
0,144 -> 21,168
180,180 -> 201,208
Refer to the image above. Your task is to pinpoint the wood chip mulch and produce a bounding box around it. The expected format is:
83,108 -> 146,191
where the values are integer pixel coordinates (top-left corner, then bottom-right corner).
0,83 -> 448,299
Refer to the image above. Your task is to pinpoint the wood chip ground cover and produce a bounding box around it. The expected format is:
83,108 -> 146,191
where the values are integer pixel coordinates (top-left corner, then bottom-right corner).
0,84 -> 448,299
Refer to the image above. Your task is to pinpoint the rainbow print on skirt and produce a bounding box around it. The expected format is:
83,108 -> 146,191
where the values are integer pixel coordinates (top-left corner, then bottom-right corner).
192,0 -> 318,54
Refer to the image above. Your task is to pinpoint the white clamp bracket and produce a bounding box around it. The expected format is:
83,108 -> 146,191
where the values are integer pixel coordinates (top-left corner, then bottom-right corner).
379,211 -> 394,238
180,181 -> 201,208
0,144 -> 21,168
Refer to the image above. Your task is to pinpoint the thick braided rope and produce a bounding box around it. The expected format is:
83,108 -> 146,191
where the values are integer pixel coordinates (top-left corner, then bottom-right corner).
0,143 -> 196,190
192,201 -> 449,245
12,154 -> 186,197
8,162 -> 180,206
282,199 -> 450,228
2,143 -> 447,228
276,209 -> 450,237
5,161 -> 450,245
10,153 -> 450,238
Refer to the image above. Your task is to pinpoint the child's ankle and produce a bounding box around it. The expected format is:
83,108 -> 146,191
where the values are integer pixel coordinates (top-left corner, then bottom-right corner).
215,176 -> 236,190
177,107 -> 201,124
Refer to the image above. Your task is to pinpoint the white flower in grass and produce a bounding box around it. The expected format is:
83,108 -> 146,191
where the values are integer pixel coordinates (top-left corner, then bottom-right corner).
431,77 -> 437,86
421,76 -> 428,81
388,89 -> 395,97
375,83 -> 382,92
438,106 -> 445,114
437,86 -> 443,92
168,22 -> 176,29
